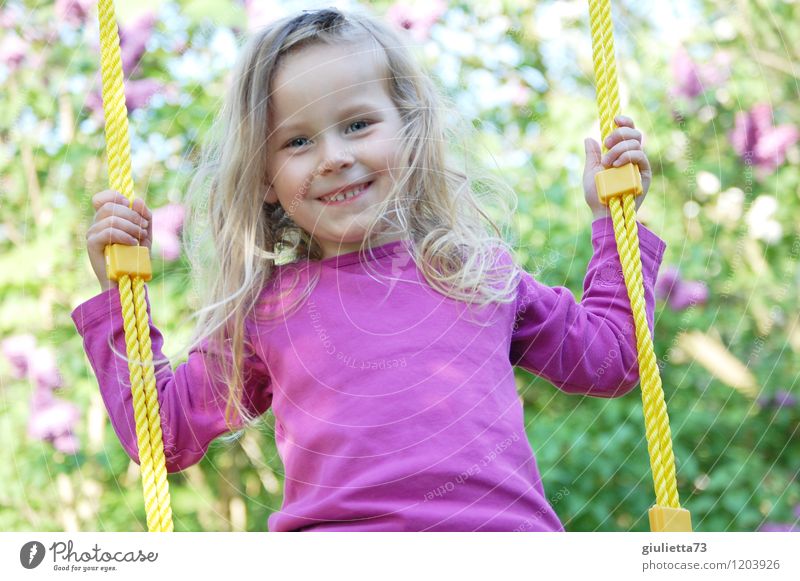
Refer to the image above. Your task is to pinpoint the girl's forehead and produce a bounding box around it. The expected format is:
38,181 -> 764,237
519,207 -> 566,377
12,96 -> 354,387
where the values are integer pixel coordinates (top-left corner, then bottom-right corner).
270,42 -> 390,122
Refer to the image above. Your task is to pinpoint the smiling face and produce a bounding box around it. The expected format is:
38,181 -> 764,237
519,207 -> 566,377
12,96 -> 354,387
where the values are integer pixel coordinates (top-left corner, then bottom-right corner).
265,40 -> 407,259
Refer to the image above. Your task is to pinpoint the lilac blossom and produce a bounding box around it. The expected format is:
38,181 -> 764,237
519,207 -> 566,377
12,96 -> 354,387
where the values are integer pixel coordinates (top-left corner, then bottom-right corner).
85,77 -> 164,116
124,78 -> 163,112
3,334 -> 77,452
758,522 -> 799,532
27,388 -> 81,454
119,12 -> 157,77
1,334 -> 36,379
0,31 -> 26,71
387,0 -> 447,42
29,346 -> 63,391
655,266 -> 709,311
153,203 -> 185,261
670,47 -> 731,100
757,390 -> 798,410
0,3 -> 23,28
55,0 -> 93,28
730,103 -> 799,175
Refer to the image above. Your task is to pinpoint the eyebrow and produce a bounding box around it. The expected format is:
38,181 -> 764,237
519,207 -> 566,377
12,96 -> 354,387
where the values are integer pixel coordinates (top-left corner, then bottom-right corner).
273,102 -> 384,138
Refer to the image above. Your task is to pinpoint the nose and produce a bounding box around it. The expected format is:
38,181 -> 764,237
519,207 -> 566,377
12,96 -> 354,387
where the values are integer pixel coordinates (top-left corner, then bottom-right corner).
318,135 -> 355,175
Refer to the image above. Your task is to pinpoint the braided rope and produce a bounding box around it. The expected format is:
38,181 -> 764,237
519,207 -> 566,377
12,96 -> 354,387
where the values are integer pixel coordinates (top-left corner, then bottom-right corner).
98,0 -> 173,532
587,0 -> 682,511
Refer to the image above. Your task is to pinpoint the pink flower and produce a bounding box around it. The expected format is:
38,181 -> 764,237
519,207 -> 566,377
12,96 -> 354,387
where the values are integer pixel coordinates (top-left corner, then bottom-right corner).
125,78 -> 163,112
0,31 -> 26,71
671,47 -> 702,99
119,12 -> 157,77
29,347 -> 63,391
670,47 -> 731,100
730,103 -> 799,175
153,203 -> 185,261
1,3 -> 23,28
85,77 -> 164,116
387,0 -> 447,42
758,390 -> 798,410
27,389 -> 81,454
758,522 -> 799,532
655,266 -> 709,311
2,336 -> 63,390
1,334 -> 36,379
55,0 -> 93,28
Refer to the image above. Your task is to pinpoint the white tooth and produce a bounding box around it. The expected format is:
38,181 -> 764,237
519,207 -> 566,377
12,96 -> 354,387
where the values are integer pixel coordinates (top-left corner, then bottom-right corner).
324,183 -> 367,202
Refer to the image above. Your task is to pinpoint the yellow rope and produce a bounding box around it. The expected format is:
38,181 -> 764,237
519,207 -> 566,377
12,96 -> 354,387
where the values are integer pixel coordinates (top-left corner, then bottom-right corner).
97,0 -> 173,532
587,0 -> 690,530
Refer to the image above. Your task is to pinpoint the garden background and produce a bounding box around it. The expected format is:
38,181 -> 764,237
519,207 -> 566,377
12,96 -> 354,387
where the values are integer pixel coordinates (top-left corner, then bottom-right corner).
0,0 -> 798,531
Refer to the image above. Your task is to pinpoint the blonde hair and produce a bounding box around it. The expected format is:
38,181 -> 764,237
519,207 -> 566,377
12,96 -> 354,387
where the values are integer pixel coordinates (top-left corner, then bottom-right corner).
182,7 -> 522,435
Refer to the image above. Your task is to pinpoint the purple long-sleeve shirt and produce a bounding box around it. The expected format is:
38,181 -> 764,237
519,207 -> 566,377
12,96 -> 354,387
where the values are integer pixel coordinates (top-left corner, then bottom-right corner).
71,217 -> 665,531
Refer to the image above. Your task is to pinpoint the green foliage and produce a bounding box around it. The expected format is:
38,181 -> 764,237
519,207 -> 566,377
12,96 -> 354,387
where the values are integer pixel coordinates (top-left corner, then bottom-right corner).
1,0 -> 797,531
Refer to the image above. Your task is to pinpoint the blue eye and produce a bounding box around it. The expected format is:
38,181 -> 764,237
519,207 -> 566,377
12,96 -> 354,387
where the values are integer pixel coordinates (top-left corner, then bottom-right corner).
347,120 -> 371,132
286,137 -> 308,149
284,120 -> 371,149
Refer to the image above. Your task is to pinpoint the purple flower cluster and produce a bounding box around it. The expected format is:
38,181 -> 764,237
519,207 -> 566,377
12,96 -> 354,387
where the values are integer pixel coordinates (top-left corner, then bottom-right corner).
387,0 -> 447,42
152,203 -> 185,261
757,389 -> 798,410
84,11 -> 163,115
729,103 -> 799,176
2,335 -> 80,454
758,521 -> 799,532
670,46 -> 731,100
655,266 -> 709,311
55,0 -> 93,27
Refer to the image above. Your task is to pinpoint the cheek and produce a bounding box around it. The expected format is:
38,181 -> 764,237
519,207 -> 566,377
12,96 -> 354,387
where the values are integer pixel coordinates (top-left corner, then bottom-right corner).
369,136 -> 403,173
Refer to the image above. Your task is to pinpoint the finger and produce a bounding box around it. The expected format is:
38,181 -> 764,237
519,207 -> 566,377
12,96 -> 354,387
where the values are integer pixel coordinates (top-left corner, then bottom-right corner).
87,227 -> 142,249
95,215 -> 149,241
91,191 -> 149,218
92,190 -> 128,210
614,115 -> 635,129
604,127 -> 643,150
131,197 -> 152,221
601,139 -> 642,166
584,138 -> 602,168
611,149 -> 650,170
98,201 -> 150,229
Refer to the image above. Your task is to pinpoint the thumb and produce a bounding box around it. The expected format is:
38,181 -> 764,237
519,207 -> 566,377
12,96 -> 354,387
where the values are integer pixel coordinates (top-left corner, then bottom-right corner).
584,138 -> 602,171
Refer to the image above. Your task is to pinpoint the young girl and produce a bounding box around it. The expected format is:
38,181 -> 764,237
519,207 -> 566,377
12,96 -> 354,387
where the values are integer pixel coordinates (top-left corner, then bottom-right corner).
72,8 -> 664,532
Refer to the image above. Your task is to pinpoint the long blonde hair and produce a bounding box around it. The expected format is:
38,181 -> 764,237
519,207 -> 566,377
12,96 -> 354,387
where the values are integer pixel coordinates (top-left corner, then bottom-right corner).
182,7 -> 522,434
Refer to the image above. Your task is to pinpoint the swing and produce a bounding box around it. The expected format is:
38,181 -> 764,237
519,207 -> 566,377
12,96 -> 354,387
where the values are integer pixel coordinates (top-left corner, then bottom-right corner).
587,0 -> 692,532
97,0 -> 172,532
94,0 -> 690,532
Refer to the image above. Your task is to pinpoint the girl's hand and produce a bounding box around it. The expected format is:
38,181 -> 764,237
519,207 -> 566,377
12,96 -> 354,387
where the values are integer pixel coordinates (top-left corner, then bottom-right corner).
583,115 -> 652,220
86,190 -> 152,292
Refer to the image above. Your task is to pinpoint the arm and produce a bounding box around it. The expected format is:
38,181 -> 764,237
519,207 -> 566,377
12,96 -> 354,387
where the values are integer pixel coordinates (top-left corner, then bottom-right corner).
510,216 -> 666,397
71,286 -> 273,472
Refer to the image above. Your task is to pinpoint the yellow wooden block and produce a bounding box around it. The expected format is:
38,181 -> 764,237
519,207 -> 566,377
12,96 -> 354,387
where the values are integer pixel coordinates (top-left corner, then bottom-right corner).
648,505 -> 693,532
595,162 -> 643,205
105,244 -> 152,282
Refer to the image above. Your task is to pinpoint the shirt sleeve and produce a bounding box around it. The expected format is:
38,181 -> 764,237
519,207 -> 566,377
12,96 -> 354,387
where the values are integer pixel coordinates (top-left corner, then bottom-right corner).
509,216 -> 667,397
71,286 -> 273,473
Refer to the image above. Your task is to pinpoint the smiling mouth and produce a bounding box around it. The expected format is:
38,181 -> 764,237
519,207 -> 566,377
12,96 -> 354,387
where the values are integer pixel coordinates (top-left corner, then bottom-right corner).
319,181 -> 373,205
